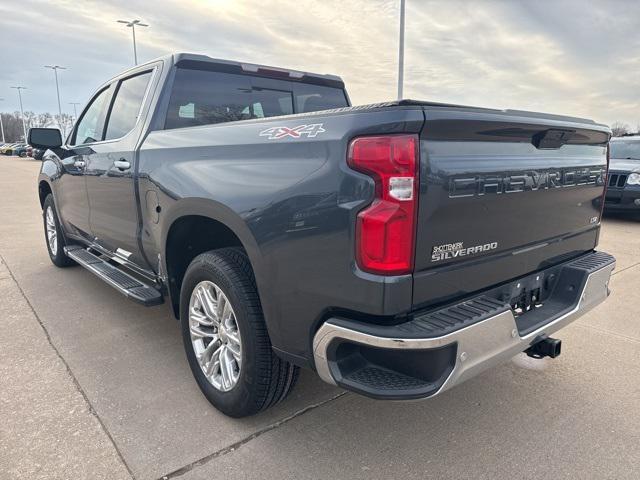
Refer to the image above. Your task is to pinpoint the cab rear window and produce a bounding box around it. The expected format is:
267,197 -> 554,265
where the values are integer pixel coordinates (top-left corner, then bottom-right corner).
164,68 -> 348,129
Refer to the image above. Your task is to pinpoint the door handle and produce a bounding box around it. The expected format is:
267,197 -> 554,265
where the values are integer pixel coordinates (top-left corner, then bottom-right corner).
114,159 -> 131,171
74,160 -> 85,168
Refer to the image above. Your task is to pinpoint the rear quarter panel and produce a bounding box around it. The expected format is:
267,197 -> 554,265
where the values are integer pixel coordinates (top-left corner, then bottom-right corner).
138,107 -> 424,363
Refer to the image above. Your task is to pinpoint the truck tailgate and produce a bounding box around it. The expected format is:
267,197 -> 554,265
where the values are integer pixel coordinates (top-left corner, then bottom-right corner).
413,106 -> 609,309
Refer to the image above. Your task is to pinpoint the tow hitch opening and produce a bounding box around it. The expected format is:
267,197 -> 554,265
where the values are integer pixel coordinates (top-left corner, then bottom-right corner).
525,337 -> 562,359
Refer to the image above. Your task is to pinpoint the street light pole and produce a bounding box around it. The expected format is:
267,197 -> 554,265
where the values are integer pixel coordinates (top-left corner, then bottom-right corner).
69,102 -> 81,121
0,98 -> 5,143
397,0 -> 406,100
45,65 -> 67,135
10,86 -> 27,142
132,24 -> 138,64
117,19 -> 149,65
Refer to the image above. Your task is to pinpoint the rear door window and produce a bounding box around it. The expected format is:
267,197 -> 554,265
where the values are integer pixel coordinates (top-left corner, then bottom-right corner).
104,71 -> 153,140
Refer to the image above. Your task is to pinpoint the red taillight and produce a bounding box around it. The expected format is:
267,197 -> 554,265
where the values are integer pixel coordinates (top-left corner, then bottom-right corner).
347,134 -> 419,275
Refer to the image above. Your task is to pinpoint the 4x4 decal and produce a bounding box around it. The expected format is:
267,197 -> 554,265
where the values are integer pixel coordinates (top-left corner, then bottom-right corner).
259,123 -> 325,140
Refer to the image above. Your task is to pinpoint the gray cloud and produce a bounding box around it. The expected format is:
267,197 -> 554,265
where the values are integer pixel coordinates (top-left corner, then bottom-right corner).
0,0 -> 637,127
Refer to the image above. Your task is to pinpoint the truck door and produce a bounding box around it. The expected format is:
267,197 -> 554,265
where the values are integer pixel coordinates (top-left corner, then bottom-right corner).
58,85 -> 114,239
85,69 -> 154,269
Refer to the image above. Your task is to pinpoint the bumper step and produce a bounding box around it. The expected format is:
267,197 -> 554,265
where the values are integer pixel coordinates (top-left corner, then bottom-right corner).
327,295 -> 510,342
313,250 -> 615,400
344,366 -> 435,391
65,246 -> 163,306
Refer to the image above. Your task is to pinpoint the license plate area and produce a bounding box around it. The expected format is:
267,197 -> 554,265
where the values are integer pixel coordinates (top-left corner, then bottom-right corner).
407,251 -> 613,338
479,257 -> 593,336
505,263 -> 587,336
492,267 -> 560,316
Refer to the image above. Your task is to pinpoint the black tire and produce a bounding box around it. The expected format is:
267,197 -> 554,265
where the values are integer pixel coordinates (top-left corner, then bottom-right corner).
180,248 -> 299,417
19,152 -> 26,158
42,194 -> 75,268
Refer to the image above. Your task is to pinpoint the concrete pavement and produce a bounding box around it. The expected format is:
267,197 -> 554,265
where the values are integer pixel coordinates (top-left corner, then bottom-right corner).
0,155 -> 638,479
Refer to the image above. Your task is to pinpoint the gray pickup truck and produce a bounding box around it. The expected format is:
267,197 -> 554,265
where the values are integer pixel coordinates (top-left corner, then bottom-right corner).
30,53 -> 615,417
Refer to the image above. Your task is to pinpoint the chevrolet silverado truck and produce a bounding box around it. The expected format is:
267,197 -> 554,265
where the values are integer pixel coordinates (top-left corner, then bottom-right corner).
30,53 -> 615,417
604,135 -> 640,213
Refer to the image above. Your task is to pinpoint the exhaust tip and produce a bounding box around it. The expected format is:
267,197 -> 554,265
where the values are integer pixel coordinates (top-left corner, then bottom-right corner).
525,337 -> 562,359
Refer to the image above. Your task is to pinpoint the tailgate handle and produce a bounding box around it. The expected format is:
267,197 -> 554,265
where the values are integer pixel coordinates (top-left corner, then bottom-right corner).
532,128 -> 575,149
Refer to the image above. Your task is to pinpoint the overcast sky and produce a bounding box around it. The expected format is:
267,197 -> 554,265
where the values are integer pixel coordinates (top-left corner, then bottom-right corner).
1,0 -> 638,127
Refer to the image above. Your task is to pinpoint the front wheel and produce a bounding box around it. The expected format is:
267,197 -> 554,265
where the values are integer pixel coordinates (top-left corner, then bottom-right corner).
180,248 -> 299,417
42,194 -> 75,267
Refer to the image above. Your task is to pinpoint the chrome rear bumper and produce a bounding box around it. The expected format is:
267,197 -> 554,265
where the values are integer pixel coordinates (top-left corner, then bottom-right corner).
313,251 -> 615,399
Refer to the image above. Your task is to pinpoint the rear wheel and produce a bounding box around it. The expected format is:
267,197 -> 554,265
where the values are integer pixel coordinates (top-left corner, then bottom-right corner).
180,248 -> 299,417
42,194 -> 75,268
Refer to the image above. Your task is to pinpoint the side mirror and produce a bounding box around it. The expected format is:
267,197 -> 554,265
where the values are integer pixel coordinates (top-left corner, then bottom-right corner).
28,128 -> 63,149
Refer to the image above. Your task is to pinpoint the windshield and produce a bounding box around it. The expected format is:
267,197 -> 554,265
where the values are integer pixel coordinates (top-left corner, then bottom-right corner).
610,140 -> 640,160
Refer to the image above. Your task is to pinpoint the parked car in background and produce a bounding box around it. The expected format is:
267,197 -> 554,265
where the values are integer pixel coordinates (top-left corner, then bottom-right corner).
3,143 -> 25,155
14,144 -> 29,157
605,135 -> 640,213
0,143 -> 20,154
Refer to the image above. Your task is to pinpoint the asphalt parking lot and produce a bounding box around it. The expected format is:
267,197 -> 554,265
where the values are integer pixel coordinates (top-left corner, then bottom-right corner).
0,154 -> 638,480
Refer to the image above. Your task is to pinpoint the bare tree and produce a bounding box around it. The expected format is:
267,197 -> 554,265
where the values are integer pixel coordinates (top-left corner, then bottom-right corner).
22,111 -> 37,131
611,121 -> 630,137
0,112 -> 28,142
54,112 -> 74,135
33,113 -> 54,128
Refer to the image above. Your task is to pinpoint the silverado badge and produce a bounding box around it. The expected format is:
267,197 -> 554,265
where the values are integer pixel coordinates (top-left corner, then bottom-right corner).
431,241 -> 498,262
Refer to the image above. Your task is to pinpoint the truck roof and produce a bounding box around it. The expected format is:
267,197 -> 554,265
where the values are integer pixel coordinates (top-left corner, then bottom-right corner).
130,52 -> 345,89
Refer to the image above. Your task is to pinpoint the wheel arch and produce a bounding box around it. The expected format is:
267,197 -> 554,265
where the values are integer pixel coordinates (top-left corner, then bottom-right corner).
37,157 -> 62,208
161,199 -> 268,322
38,179 -> 53,208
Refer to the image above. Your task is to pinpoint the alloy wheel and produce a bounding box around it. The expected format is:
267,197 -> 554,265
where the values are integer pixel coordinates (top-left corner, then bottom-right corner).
45,206 -> 58,254
188,280 -> 242,392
